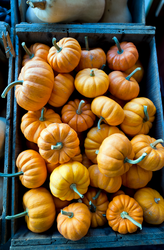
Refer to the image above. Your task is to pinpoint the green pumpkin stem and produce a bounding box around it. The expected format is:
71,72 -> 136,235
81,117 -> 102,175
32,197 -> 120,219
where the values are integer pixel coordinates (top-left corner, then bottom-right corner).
89,200 -> 97,212
112,36 -> 123,54
0,171 -> 24,177
85,36 -> 89,51
52,38 -> 62,52
102,214 -> 106,217
5,210 -> 28,220
101,64 -> 106,71
1,80 -> 23,98
21,42 -> 34,59
125,67 -> 141,81
90,69 -> 95,77
76,100 -> 85,115
51,142 -> 63,150
150,139 -> 164,149
154,198 -> 160,203
61,210 -> 74,218
120,211 -> 142,230
39,107 -> 46,121
124,152 -> 147,164
95,150 -> 99,155
143,105 -> 149,122
70,183 -> 84,198
92,189 -> 101,200
97,116 -> 105,130
26,0 -> 46,10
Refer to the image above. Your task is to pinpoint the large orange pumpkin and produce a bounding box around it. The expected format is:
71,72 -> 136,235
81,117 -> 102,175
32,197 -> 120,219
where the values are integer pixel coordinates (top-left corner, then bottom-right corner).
37,123 -> 80,164
106,194 -> 143,234
61,99 -> 96,132
134,187 -> 164,225
106,36 -> 139,71
57,202 -> 91,241
47,37 -> 81,73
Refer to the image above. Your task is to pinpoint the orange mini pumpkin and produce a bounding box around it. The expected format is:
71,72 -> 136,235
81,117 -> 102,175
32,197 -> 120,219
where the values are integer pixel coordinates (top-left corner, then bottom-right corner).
106,194 -> 143,234
53,196 -> 70,214
124,59 -> 144,83
47,37 -> 81,73
107,36 -> 139,71
37,123 -> 80,164
21,107 -> 62,143
61,99 -> 96,132
74,68 -> 109,98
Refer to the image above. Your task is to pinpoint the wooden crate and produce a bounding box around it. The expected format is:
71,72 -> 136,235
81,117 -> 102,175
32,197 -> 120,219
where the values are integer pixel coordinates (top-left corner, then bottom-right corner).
9,25 -> 164,249
17,0 -> 145,25
0,22 -> 14,245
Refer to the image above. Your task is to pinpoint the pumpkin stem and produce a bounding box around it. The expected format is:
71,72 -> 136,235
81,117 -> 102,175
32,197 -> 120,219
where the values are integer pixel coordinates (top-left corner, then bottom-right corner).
0,171 -> 24,177
112,36 -> 123,54
101,64 -> 106,71
95,150 -> 99,155
124,152 -> 147,164
76,100 -> 85,115
51,142 -> 63,150
26,0 -> 46,10
125,67 -> 141,81
92,189 -> 101,200
39,107 -> 46,121
90,69 -> 95,77
143,105 -> 149,122
70,183 -> 84,198
102,214 -> 106,217
121,211 -> 142,230
5,210 -> 28,220
52,38 -> 62,52
21,42 -> 34,59
1,80 -> 23,98
89,200 -> 97,212
85,36 -> 89,51
154,198 -> 160,203
150,139 -> 164,149
97,116 -> 105,130
61,210 -> 74,218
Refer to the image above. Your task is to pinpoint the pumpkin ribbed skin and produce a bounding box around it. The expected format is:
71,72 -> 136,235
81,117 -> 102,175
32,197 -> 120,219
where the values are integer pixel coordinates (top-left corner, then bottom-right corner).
84,124 -> 124,163
23,187 -> 56,233
91,96 -> 125,126
108,71 -> 140,101
89,164 -> 122,193
47,37 -> 81,73
16,60 -> 54,111
106,194 -> 143,234
21,107 -> 62,143
37,123 -> 80,164
48,73 -> 75,107
50,161 -> 90,201
107,41 -> 139,71
16,150 -> 47,188
97,133 -> 135,177
74,68 -> 109,98
82,153 -> 92,168
82,187 -> 109,227
120,97 -> 156,137
61,99 -> 96,132
121,164 -> 153,189
131,134 -> 164,171
22,43 -> 50,66
134,188 -> 164,225
57,203 -> 91,241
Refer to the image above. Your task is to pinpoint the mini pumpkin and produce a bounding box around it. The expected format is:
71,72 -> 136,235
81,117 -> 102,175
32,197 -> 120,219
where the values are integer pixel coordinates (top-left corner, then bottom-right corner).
53,196 -> 70,214
107,36 -> 139,71
82,153 -> 92,169
47,37 -> 81,73
106,194 -> 143,234
124,59 -> 144,83
134,187 -> 164,225
21,107 -> 62,143
74,68 -> 109,98
6,187 -> 56,233
82,187 -> 109,227
61,99 -> 96,132
120,97 -> 156,137
37,123 -> 80,164
131,134 -> 164,171
57,202 -> 91,241
49,161 -> 90,201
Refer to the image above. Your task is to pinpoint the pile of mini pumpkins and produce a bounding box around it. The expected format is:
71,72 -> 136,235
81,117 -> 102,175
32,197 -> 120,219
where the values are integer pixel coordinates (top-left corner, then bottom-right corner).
2,35 -> 164,241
